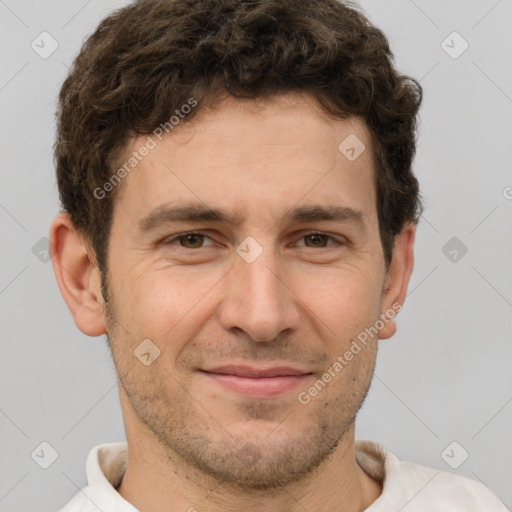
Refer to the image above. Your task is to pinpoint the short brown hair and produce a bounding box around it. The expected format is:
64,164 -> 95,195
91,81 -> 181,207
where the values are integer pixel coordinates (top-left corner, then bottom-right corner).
55,0 -> 423,276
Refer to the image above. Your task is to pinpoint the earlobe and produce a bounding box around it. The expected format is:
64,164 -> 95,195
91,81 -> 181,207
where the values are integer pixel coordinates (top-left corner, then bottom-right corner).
50,213 -> 107,337
378,223 -> 416,340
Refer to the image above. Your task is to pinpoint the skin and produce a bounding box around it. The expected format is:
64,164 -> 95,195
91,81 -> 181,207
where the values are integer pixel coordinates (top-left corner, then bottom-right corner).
51,92 -> 415,512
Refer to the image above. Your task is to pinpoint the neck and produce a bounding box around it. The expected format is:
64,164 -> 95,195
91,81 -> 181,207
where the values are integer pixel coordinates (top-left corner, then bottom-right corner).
116,423 -> 381,512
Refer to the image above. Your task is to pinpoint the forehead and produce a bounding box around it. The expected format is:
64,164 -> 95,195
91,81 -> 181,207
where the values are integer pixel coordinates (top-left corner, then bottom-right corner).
112,93 -> 377,229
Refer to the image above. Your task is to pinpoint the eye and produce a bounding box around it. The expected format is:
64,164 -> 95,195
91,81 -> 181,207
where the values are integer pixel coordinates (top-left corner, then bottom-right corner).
163,232 -> 215,249
161,231 -> 343,251
296,232 -> 339,248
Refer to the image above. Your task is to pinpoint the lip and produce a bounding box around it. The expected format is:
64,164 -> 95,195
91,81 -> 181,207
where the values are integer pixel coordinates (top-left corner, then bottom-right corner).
199,365 -> 313,398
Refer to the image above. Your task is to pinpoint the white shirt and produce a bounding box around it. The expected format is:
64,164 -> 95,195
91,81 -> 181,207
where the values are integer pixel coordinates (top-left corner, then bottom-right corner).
58,440 -> 507,511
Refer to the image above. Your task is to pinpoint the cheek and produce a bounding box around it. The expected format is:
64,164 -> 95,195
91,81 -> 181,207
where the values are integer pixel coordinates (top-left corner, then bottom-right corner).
111,256 -> 382,345
117,266 -> 226,337
293,266 -> 382,334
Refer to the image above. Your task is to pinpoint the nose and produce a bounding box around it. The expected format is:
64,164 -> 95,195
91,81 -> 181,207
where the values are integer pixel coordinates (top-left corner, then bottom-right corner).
218,241 -> 301,342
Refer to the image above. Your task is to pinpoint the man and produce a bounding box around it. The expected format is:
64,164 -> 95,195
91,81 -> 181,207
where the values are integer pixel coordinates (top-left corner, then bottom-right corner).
50,0 -> 506,510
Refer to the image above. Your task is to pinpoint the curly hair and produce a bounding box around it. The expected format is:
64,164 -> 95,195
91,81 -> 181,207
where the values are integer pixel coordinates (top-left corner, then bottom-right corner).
55,0 -> 423,275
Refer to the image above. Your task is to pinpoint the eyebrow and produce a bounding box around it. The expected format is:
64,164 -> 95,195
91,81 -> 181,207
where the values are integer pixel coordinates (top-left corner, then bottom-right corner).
137,203 -> 367,232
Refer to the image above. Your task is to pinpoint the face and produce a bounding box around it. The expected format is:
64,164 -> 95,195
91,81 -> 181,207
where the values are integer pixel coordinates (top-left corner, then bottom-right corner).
101,93 -> 392,489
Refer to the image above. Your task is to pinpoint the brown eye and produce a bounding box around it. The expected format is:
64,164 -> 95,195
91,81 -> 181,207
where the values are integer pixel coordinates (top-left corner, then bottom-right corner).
303,233 -> 330,248
178,233 -> 205,248
162,231 -> 216,250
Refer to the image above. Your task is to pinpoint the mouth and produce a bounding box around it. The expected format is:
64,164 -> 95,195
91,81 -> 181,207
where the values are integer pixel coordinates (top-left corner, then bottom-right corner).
198,365 -> 314,398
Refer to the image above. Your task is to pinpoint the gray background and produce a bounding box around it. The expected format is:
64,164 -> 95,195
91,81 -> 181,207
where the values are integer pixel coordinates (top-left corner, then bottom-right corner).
1,0 -> 511,510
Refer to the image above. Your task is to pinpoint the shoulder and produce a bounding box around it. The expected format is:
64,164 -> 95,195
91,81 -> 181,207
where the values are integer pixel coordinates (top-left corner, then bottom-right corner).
356,440 -> 507,511
56,486 -> 96,512
56,442 -> 133,512
395,459 -> 507,511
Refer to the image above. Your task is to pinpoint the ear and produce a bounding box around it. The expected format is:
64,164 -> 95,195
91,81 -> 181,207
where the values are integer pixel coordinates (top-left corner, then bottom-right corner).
378,222 -> 416,340
49,213 -> 107,337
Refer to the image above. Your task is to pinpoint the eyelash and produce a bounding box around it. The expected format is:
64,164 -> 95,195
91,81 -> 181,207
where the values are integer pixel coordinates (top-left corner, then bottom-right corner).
162,231 -> 343,249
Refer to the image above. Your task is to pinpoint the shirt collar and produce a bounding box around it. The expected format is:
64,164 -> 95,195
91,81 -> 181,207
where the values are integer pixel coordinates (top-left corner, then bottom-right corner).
85,441 -> 138,511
